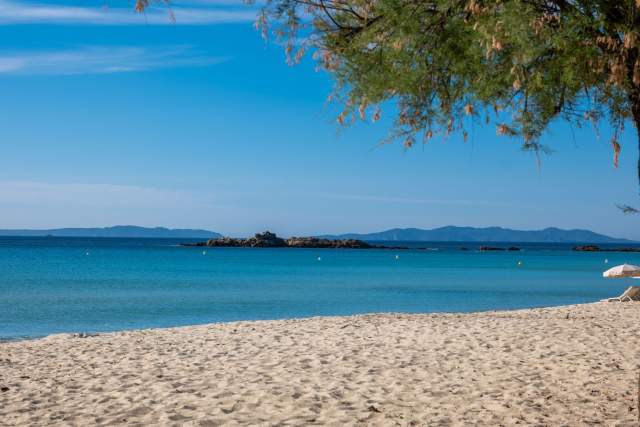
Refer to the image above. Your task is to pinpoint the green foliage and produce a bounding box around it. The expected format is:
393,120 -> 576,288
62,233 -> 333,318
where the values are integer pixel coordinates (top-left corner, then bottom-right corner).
256,0 -> 640,168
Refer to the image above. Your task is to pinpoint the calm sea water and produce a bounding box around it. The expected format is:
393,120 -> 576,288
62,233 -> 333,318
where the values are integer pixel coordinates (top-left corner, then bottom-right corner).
1,236 -> 639,340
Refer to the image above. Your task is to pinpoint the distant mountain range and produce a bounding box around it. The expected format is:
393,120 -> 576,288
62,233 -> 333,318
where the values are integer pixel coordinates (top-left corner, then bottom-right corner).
319,226 -> 636,244
0,225 -> 634,243
0,226 -> 221,239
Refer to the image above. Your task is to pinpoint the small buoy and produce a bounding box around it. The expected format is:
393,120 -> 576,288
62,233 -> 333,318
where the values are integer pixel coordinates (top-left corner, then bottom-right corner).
317,256 -> 322,261
395,255 -> 400,260
85,251 -> 90,256
517,261 -> 522,266
202,251 -> 207,255
604,258 -> 609,264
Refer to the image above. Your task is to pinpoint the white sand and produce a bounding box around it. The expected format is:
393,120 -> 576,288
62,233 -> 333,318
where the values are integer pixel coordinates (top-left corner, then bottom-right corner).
1,302 -> 639,426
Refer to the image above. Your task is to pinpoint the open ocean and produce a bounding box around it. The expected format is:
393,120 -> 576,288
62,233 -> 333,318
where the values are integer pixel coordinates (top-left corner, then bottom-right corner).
1,236 -> 639,340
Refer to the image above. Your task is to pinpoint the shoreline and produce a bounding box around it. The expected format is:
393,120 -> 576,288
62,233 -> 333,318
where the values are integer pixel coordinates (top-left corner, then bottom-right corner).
0,301 -> 605,344
2,302 -> 639,425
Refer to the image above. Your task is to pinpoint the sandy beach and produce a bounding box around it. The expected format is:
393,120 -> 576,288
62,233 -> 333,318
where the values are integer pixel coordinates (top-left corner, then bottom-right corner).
1,302 -> 639,426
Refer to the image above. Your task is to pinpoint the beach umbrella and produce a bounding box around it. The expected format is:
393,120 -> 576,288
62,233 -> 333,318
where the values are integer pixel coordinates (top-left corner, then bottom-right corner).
602,264 -> 640,278
602,264 -> 640,302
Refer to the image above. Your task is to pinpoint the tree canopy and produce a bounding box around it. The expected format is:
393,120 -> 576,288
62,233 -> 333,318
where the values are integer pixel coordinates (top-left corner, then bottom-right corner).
256,1 -> 639,175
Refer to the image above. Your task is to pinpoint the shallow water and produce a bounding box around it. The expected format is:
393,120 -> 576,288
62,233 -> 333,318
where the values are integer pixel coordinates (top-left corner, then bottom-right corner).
1,237 -> 639,339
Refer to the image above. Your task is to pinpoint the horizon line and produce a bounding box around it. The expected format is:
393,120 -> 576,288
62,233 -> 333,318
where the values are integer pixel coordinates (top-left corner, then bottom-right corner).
0,224 -> 636,242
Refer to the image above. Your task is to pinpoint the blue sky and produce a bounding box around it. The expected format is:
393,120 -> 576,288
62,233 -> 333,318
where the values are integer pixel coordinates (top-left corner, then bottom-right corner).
1,0 -> 639,239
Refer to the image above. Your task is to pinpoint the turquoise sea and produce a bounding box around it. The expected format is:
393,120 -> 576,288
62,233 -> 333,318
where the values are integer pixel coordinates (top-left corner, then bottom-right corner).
1,236 -> 639,340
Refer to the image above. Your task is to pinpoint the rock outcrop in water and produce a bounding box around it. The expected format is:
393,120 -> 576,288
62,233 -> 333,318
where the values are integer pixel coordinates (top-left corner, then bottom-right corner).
478,246 -> 521,251
573,245 -> 640,252
185,231 -> 286,248
181,231 -> 407,249
181,231 -> 406,249
287,236 -> 375,249
245,231 -> 287,247
573,245 -> 600,252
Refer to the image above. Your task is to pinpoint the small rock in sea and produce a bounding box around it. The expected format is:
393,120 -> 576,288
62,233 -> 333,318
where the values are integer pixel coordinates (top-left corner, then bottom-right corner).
575,245 -> 640,252
573,245 -> 601,252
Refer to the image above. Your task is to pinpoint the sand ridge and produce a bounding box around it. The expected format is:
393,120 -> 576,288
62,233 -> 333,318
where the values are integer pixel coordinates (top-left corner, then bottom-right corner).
1,302 -> 639,426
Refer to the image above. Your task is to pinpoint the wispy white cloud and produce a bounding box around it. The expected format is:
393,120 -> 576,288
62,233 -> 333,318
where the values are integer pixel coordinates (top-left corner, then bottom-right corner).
0,45 -> 227,74
0,0 -> 257,25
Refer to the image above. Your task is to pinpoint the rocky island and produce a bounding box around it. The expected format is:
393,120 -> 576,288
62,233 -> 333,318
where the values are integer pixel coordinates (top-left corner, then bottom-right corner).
573,245 -> 640,252
181,231 -> 407,249
479,246 -> 521,251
